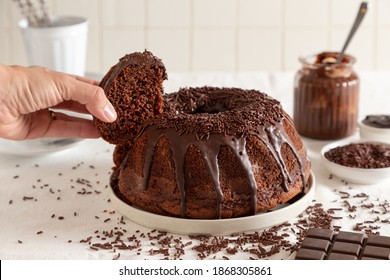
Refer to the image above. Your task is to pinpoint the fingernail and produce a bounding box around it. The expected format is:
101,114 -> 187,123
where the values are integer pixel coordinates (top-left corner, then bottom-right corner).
103,102 -> 117,122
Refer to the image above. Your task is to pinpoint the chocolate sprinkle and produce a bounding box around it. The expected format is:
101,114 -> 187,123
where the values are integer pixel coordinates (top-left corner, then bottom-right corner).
324,142 -> 390,168
362,115 -> 390,128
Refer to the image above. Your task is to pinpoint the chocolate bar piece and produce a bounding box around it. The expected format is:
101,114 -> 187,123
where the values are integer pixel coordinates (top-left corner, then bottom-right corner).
295,228 -> 390,260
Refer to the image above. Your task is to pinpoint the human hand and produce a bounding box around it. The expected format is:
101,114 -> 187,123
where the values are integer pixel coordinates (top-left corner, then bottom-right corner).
0,65 -> 117,140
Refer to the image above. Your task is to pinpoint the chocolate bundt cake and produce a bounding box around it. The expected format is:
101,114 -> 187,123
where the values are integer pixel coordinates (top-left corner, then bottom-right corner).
94,50 -> 167,144
114,87 -> 311,219
99,51 -> 311,219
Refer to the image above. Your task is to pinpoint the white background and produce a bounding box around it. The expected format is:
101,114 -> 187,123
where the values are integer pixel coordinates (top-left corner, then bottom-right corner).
1,0 -> 390,73
2,260 -> 389,279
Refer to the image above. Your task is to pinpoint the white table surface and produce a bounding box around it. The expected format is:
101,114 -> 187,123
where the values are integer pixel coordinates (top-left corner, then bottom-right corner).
1,71 -> 389,260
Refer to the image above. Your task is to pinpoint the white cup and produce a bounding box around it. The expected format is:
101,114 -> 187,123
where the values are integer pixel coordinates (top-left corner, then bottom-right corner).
19,16 -> 88,76
358,121 -> 390,144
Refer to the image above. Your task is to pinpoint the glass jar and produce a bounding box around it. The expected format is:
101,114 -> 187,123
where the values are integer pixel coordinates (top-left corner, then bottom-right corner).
293,52 -> 359,140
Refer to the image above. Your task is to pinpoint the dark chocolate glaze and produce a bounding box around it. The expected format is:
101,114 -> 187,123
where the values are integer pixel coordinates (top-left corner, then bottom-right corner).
362,115 -> 390,129
141,128 -> 257,218
100,50 -> 167,92
121,87 -> 308,218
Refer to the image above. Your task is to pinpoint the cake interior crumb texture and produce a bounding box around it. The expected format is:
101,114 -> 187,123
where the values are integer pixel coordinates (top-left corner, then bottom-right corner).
95,50 -> 167,144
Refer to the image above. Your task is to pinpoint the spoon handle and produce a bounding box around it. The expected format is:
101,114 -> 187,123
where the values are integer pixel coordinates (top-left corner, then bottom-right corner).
337,2 -> 369,63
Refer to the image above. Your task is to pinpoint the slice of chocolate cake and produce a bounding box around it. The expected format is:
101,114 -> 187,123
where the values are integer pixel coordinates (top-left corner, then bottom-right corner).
95,50 -> 167,144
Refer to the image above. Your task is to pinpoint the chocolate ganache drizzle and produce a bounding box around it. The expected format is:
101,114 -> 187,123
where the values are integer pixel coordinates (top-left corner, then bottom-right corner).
120,87 -> 307,219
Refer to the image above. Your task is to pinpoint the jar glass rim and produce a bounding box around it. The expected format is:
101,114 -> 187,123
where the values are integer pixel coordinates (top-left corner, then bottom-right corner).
299,52 -> 356,68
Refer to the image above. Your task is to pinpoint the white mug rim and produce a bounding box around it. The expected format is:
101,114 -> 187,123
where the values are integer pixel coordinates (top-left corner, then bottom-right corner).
18,16 -> 88,30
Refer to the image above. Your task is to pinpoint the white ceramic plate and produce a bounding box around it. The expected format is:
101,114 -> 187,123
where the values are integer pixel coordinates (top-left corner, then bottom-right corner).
321,140 -> 390,185
109,171 -> 315,235
0,138 -> 83,156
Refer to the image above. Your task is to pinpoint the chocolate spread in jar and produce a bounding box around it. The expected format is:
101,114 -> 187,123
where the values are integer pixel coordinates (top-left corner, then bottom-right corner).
293,52 -> 359,140
362,115 -> 390,129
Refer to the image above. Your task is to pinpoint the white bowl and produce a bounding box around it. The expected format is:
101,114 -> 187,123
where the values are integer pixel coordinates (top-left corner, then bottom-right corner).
321,140 -> 390,185
358,118 -> 390,144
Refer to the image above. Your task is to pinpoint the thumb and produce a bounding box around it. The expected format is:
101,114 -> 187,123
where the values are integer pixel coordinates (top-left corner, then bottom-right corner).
62,75 -> 117,123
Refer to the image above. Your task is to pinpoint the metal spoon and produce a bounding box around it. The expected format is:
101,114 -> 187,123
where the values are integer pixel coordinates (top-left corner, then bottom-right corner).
337,2 -> 369,63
